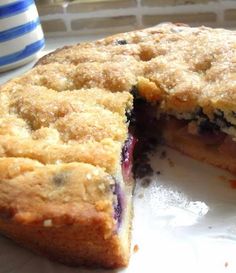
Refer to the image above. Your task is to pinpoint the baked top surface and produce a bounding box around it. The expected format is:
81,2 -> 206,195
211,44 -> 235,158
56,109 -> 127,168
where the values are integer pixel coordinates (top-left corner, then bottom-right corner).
36,23 -> 236,114
0,80 -> 132,225
0,81 -> 132,168
1,22 -> 236,224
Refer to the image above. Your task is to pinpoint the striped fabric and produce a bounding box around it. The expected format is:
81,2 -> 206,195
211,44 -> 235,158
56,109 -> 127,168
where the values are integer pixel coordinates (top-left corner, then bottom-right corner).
0,0 -> 44,71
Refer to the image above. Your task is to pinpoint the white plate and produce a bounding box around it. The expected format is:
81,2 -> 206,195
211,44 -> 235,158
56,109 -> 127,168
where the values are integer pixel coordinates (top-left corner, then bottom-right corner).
1,147 -> 236,273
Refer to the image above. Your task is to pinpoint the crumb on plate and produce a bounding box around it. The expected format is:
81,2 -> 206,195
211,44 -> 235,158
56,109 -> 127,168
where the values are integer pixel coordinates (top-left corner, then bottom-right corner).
133,244 -> 139,253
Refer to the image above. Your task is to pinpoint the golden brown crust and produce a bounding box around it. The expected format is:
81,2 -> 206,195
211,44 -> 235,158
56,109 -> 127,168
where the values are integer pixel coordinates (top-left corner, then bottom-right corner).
0,82 -> 132,173
1,23 -> 236,268
0,78 -> 130,265
0,41 -> 133,266
0,215 -> 129,268
35,23 -> 236,115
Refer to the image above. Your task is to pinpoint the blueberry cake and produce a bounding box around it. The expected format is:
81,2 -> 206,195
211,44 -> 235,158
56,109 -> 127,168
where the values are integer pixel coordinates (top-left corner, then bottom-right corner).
0,23 -> 236,268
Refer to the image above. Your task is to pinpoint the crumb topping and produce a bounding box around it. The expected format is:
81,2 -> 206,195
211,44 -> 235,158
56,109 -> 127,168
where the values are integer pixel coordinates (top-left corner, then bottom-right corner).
36,24 -> 236,115
1,23 -> 236,223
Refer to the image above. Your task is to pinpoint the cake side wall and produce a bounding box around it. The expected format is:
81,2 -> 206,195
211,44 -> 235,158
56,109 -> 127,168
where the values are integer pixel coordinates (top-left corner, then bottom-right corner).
0,215 -> 129,268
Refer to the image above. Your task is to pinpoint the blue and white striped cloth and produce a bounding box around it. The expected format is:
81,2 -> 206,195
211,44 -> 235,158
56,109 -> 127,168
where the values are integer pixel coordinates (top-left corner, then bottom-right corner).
0,0 -> 44,71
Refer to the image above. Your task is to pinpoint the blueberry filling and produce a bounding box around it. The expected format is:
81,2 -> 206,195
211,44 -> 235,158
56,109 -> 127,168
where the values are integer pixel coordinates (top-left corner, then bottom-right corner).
195,107 -> 207,118
122,134 -> 137,181
116,39 -> 127,45
112,182 -> 123,228
125,86 -> 140,125
128,86 -> 160,178
198,119 -> 219,134
213,109 -> 232,128
122,134 -> 136,164
53,172 -> 68,186
178,107 -> 236,135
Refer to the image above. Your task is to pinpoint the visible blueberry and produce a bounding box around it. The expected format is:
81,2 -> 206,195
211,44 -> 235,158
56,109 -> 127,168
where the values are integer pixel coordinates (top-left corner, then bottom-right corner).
130,85 -> 139,98
213,109 -> 231,128
195,107 -> 203,116
122,134 -> 134,163
122,139 -> 128,163
53,172 -> 68,186
116,39 -> 127,45
112,182 -> 123,227
195,107 -> 207,119
198,119 -> 219,134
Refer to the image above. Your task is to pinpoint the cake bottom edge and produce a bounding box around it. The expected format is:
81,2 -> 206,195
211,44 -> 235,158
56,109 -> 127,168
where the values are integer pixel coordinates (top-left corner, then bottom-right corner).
0,183 -> 134,269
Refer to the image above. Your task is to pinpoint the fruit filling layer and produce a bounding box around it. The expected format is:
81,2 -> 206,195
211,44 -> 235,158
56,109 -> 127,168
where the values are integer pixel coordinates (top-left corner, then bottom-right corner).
112,133 -> 136,228
162,116 -> 236,159
122,133 -> 137,182
113,183 -> 123,227
167,107 -> 236,141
